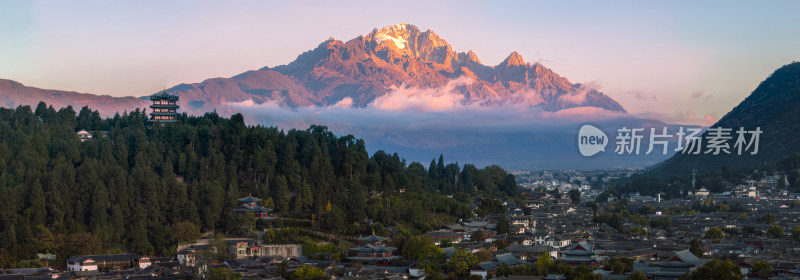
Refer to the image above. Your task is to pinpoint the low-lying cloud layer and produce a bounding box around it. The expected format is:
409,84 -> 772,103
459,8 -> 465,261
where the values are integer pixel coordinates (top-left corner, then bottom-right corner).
222,77 -> 687,168
369,76 -> 473,112
555,82 -> 601,105
226,77 -> 631,135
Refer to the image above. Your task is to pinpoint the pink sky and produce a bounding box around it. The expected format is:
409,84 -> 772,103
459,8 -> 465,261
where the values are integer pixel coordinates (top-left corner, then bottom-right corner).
1,1 -> 799,126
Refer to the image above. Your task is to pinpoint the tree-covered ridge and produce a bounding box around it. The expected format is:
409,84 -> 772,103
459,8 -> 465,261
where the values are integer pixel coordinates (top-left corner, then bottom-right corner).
651,62 -> 800,175
0,102 -> 517,266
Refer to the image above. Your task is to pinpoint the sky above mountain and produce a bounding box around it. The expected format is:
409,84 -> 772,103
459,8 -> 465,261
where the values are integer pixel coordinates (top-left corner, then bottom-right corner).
1,1 -> 799,126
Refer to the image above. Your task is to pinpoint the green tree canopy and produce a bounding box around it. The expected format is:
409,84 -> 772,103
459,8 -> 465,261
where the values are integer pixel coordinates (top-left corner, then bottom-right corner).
401,235 -> 438,260
0,102 -> 521,265
690,238 -> 703,257
766,224 -> 785,238
603,256 -> 634,274
752,260 -> 772,273
568,189 -> 581,204
173,221 -> 201,244
705,227 -> 725,240
757,214 -> 776,224
471,229 -> 485,243
447,248 -> 478,278
496,218 -> 510,235
690,259 -> 742,280
793,226 -> 800,242
536,251 -> 552,275
626,270 -> 647,280
418,245 -> 445,275
209,267 -> 242,280
291,265 -> 328,280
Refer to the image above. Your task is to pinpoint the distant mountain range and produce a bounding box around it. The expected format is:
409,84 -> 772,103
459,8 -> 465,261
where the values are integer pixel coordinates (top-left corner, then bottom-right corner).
0,24 -> 624,116
0,78 -> 148,116
0,24 -> 687,169
649,62 -> 800,175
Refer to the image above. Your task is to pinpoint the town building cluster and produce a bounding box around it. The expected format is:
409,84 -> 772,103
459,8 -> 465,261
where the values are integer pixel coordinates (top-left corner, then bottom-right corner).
7,172 -> 800,280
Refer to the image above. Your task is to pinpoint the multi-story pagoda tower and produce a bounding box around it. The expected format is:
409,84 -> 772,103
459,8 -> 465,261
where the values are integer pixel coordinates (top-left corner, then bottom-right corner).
233,195 -> 272,218
347,234 -> 400,263
149,90 -> 179,122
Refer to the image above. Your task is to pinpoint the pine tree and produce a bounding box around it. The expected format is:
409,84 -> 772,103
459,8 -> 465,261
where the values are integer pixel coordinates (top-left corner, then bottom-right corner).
27,180 -> 46,226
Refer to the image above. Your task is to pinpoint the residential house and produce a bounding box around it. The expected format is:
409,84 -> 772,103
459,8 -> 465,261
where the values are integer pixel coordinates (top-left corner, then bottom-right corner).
228,240 -> 262,259
470,253 -> 526,279
76,129 -> 93,142
648,250 -> 707,280
470,262 -> 497,279
66,254 -> 151,272
559,242 -> 605,267
428,231 -> 464,245
177,249 -> 196,267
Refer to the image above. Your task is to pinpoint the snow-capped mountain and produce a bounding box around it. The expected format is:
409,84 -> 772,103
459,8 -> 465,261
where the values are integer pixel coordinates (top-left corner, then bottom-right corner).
168,23 -> 626,114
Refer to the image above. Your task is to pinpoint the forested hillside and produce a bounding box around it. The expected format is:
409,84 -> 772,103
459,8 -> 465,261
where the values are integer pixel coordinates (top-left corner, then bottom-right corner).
650,62 -> 800,175
0,102 -> 517,266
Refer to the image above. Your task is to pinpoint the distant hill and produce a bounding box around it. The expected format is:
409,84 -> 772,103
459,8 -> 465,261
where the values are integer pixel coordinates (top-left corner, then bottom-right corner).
0,78 -> 148,116
649,62 -> 800,175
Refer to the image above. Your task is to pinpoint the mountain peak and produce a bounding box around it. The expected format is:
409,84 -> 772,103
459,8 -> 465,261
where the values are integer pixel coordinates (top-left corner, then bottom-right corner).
458,50 -> 482,64
500,51 -> 526,67
466,50 -> 481,64
377,23 -> 417,32
371,23 -> 421,50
